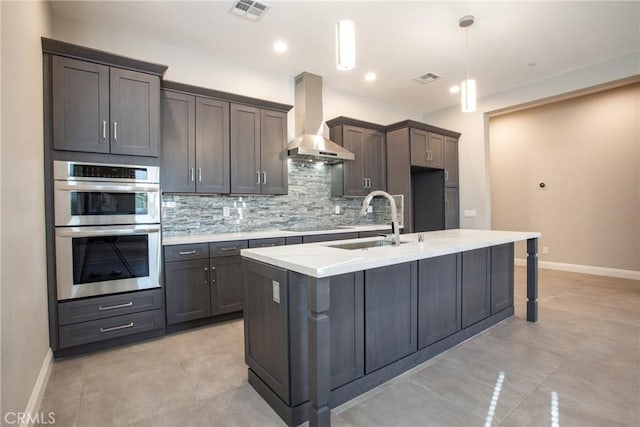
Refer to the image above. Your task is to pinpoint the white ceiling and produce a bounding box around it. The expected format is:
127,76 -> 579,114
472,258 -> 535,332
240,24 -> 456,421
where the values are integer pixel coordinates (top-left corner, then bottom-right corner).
51,1 -> 640,114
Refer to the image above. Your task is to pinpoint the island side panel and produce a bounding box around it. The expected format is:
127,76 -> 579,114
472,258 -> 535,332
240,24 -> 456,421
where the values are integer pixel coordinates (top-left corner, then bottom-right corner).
308,276 -> 331,427
526,238 -> 539,322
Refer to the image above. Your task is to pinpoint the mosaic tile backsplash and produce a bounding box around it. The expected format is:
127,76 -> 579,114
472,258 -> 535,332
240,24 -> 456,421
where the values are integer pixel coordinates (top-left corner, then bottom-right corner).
162,160 -> 402,236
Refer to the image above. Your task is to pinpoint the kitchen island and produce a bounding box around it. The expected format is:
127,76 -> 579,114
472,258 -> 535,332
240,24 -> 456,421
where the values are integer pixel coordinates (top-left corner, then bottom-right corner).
241,229 -> 540,427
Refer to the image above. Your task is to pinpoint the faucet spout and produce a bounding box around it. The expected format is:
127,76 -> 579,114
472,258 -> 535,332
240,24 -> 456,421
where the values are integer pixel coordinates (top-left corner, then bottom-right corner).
360,190 -> 400,245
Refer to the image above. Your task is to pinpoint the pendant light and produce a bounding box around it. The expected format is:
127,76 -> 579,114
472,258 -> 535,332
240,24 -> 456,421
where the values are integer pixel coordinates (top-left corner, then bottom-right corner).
459,15 -> 476,113
336,20 -> 355,71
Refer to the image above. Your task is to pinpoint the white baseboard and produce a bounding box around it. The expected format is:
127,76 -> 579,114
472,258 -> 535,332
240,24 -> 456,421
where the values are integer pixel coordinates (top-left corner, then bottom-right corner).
20,348 -> 53,427
514,258 -> 640,280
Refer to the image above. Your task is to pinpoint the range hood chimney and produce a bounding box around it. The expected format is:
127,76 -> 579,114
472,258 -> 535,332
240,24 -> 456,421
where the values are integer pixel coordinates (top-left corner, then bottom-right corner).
287,72 -> 355,163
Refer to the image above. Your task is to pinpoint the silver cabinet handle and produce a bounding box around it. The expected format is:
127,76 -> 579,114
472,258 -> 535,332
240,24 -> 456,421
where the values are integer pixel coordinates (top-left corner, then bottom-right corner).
190,168 -> 195,182
444,170 -> 448,181
445,199 -> 449,214
100,322 -> 133,333
113,122 -> 118,140
262,172 -> 267,185
98,301 -> 133,311
203,267 -> 208,284
368,178 -> 372,188
102,121 -> 107,139
362,178 -> 367,189
198,167 -> 202,182
256,171 -> 261,184
211,266 -> 216,284
220,247 -> 239,252
178,250 -> 197,256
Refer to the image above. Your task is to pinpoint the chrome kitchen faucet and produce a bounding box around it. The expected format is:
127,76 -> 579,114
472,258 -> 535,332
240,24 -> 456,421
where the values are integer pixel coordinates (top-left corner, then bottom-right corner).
360,190 -> 401,245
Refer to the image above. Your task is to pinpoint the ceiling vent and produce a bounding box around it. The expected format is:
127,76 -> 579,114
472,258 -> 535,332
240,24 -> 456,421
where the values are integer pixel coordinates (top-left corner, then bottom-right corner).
229,0 -> 271,22
414,73 -> 442,85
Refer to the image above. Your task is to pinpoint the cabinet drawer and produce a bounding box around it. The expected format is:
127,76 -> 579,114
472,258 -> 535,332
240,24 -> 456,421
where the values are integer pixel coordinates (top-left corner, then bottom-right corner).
164,243 -> 209,262
58,289 -> 163,326
58,309 -> 165,349
248,237 -> 286,248
210,240 -> 248,257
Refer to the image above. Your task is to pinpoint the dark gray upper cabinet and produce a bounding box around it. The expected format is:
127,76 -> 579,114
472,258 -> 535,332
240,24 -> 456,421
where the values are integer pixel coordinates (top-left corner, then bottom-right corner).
491,243 -> 515,314
364,262 -> 417,373
161,90 -> 196,192
165,258 -> 212,325
161,92 -> 230,193
444,136 -> 459,188
109,67 -> 159,156
52,56 -> 110,154
410,129 -> 444,169
327,118 -> 387,197
196,97 -> 230,193
418,253 -> 461,349
461,248 -> 491,328
52,55 -> 160,157
445,187 -> 460,229
230,103 -> 288,195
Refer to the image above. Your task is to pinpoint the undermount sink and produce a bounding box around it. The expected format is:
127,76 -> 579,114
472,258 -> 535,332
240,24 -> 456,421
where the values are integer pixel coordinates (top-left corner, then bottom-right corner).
327,240 -> 406,250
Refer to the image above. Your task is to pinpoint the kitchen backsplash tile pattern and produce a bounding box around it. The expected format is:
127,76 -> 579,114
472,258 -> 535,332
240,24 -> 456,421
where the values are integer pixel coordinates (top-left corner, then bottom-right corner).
162,160 -> 401,236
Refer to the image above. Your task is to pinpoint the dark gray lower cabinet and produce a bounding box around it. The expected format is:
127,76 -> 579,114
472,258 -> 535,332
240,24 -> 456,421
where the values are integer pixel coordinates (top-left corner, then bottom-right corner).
462,248 -> 491,328
210,255 -> 244,315
364,262 -> 417,373
418,254 -> 461,349
491,243 -> 515,314
165,259 -> 211,324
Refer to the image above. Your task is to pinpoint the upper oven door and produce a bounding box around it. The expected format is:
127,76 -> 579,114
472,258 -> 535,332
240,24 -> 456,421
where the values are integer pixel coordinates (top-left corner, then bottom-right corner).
54,181 -> 160,226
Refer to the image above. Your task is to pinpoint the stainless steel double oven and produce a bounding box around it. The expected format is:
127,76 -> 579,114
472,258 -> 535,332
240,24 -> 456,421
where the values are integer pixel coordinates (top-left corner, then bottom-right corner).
53,161 -> 161,301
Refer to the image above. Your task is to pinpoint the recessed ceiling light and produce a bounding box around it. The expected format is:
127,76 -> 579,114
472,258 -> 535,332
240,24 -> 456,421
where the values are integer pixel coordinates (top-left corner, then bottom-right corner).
449,85 -> 460,94
364,72 -> 377,82
273,40 -> 288,54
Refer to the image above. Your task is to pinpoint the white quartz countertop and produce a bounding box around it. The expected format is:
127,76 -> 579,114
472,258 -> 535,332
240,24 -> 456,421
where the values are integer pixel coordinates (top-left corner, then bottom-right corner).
162,224 -> 394,246
241,229 -> 541,278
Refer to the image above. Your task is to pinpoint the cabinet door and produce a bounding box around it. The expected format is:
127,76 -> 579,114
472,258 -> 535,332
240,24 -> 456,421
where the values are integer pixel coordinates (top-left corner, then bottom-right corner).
491,243 -> 514,314
161,90 -> 196,192
109,68 -> 160,157
260,109 -> 288,195
343,126 -> 366,196
243,260 -> 290,403
418,254 -> 461,349
52,56 -> 110,153
444,136 -> 459,187
230,103 -> 261,194
410,128 -> 429,167
365,262 -> 417,373
427,132 -> 444,169
364,130 -> 387,192
462,248 -> 491,328
165,259 -> 211,324
210,256 -> 244,315
445,187 -> 459,229
196,97 -> 230,194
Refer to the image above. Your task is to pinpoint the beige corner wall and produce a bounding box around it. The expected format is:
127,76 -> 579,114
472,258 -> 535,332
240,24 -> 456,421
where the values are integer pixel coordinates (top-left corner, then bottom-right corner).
1,0 -> 53,422
490,84 -> 640,272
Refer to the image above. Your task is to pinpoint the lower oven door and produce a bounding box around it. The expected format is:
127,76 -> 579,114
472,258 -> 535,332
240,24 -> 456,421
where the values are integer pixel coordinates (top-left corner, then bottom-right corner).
55,224 -> 161,301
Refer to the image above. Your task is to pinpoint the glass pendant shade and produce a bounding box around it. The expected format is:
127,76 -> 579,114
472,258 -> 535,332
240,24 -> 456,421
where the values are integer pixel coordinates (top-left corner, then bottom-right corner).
461,79 -> 476,113
336,20 -> 355,71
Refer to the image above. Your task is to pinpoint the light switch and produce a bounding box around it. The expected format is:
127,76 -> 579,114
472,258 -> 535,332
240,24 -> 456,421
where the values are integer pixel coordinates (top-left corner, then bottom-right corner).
334,205 -> 341,214
223,207 -> 230,217
463,210 -> 477,218
272,281 -> 280,303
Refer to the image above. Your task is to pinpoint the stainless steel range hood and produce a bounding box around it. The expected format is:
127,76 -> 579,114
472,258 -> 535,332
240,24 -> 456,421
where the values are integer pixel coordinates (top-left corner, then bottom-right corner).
288,72 -> 355,164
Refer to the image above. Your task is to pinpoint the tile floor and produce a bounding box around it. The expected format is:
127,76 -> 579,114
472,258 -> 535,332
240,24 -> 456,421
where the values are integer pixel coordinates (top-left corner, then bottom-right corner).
39,267 -> 640,426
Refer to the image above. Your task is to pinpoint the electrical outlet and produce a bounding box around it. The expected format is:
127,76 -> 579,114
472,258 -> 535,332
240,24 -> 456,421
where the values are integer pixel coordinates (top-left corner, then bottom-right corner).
367,205 -> 373,213
334,205 -> 341,214
463,210 -> 477,218
542,246 -> 549,255
222,207 -> 230,217
162,201 -> 176,208
272,281 -> 280,303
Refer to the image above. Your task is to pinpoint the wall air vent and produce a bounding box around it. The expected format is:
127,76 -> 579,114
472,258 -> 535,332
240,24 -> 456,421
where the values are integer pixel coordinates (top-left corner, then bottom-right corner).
229,0 -> 271,22
414,73 -> 442,84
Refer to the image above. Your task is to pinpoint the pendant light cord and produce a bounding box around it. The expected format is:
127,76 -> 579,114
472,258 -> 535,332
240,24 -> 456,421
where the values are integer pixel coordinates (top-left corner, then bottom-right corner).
465,27 -> 470,81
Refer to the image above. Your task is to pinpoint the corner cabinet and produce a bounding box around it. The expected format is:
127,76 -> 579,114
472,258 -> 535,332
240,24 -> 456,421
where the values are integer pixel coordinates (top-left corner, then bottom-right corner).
327,117 -> 387,197
230,104 -> 288,195
51,55 -> 160,157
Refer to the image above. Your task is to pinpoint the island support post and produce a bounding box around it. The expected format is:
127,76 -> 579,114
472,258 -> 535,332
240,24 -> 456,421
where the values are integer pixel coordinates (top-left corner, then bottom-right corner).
527,238 -> 538,322
308,277 -> 331,427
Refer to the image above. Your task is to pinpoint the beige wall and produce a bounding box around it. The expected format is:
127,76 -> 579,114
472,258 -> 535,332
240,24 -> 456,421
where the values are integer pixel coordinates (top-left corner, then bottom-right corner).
490,84 -> 640,271
1,0 -> 52,422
